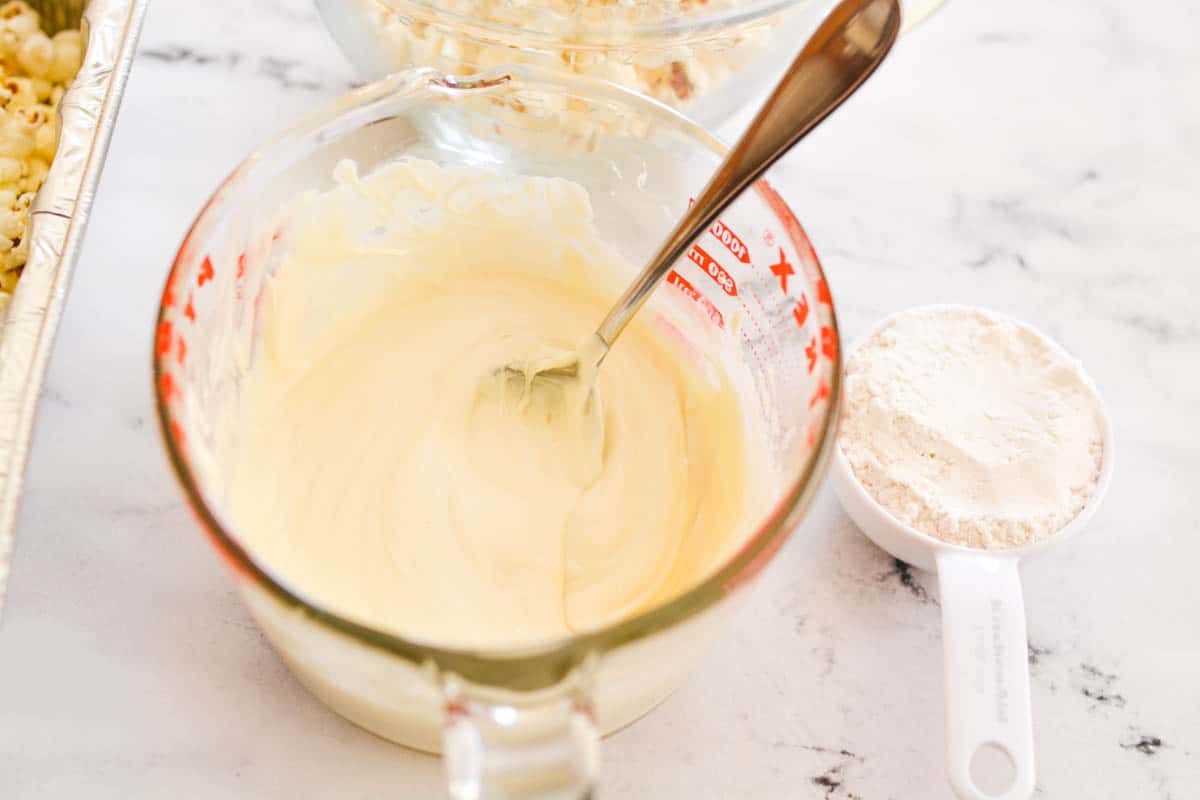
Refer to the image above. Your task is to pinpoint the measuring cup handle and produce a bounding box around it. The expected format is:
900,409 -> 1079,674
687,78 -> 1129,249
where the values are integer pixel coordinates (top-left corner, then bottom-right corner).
442,680 -> 600,800
936,553 -> 1035,800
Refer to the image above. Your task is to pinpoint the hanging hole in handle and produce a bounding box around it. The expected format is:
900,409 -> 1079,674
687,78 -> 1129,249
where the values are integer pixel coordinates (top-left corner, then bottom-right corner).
969,742 -> 1017,797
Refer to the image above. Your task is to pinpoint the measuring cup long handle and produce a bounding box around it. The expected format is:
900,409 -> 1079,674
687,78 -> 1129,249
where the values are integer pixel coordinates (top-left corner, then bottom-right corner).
592,0 -> 901,350
936,553 -> 1036,800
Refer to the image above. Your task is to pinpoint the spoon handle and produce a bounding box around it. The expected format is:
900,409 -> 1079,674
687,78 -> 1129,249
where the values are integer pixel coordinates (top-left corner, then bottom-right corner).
593,0 -> 901,351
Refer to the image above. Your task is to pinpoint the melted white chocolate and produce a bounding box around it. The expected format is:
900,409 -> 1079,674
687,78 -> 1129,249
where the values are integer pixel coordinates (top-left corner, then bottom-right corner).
222,159 -> 754,649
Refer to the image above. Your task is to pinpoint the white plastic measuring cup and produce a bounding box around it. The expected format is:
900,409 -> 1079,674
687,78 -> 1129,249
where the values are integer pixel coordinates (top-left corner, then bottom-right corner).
831,307 -> 1114,800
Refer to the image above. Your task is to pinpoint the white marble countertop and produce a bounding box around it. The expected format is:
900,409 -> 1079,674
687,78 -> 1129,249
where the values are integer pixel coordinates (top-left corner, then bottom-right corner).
1,0 -> 1197,796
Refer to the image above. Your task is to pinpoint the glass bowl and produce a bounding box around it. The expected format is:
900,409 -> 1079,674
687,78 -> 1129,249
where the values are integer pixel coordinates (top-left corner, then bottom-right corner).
154,65 -> 840,797
315,0 -> 944,128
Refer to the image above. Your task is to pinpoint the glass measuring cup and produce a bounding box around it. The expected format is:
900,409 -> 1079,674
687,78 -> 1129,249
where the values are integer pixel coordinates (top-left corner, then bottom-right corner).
154,65 -> 840,798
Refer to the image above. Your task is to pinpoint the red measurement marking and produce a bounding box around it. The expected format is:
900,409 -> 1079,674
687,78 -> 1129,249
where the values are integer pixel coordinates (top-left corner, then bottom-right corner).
710,219 -> 751,264
793,293 -> 810,328
806,335 -> 818,373
769,247 -> 794,294
236,254 -> 247,300
160,371 -> 179,401
156,320 -> 173,356
184,294 -> 196,323
687,245 -> 737,296
808,377 -> 831,409
816,278 -> 831,306
169,418 -> 186,448
667,270 -> 725,328
162,281 -> 176,309
763,230 -> 776,248
197,256 -> 214,287
176,336 -> 187,366
806,417 -> 825,453
686,199 -> 750,264
821,326 -> 837,361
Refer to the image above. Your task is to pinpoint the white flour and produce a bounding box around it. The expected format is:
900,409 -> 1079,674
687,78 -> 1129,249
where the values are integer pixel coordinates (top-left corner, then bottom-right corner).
839,306 -> 1105,549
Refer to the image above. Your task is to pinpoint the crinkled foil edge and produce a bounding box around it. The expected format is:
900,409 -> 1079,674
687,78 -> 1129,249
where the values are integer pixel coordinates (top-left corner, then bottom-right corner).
0,0 -> 150,613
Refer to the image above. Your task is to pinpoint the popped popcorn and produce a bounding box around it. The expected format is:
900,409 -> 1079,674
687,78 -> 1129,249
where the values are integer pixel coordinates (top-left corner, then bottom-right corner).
343,0 -> 782,116
0,1 -> 82,297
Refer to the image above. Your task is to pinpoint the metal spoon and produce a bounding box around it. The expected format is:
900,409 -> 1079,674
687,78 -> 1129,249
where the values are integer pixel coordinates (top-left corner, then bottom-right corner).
505,0 -> 901,383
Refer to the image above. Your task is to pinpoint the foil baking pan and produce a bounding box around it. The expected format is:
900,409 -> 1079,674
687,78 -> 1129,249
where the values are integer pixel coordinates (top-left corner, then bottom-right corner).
0,0 -> 149,610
